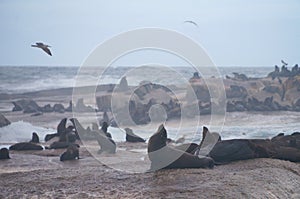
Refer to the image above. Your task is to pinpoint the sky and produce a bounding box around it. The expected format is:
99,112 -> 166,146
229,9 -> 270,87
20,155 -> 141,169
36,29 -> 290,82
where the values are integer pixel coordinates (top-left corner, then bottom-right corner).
0,0 -> 300,67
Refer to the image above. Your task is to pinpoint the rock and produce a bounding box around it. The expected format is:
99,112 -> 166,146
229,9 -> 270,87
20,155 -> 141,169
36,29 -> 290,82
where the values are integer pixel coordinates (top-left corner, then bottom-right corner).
229,72 -> 249,81
295,98 -> 300,107
22,100 -> 41,113
0,113 -> 10,128
53,103 -> 65,113
226,85 -> 248,99
12,99 -> 40,113
134,82 -> 172,100
118,76 -> 129,91
40,104 -> 53,112
31,112 -> 43,117
96,95 -> 112,112
187,85 -> 210,103
12,102 -> 22,111
65,101 -> 74,112
263,85 -> 281,94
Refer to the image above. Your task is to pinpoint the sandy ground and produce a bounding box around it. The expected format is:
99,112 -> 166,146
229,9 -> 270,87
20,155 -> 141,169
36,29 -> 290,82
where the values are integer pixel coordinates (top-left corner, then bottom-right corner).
0,150 -> 300,198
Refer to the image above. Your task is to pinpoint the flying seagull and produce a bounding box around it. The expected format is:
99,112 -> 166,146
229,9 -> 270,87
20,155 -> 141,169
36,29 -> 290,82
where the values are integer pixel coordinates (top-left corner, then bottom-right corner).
183,20 -> 198,27
31,42 -> 52,56
281,60 -> 288,66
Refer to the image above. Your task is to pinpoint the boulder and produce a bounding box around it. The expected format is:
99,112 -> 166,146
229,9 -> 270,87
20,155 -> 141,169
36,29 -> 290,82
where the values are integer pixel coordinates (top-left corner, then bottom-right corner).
12,99 -> 40,113
53,103 -> 65,113
40,104 -> 53,112
0,113 -> 10,128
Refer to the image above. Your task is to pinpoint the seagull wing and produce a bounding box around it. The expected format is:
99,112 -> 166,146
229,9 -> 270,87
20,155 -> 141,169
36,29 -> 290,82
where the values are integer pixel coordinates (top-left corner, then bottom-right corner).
41,46 -> 52,56
281,60 -> 287,65
184,20 -> 198,27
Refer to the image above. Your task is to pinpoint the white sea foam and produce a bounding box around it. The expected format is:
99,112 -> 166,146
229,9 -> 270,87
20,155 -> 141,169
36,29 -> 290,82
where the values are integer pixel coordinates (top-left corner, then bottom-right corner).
0,121 -> 55,143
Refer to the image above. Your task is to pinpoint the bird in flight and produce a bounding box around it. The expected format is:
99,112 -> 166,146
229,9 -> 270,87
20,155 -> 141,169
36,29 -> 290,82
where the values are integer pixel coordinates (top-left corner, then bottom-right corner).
31,42 -> 52,56
281,60 -> 288,66
183,20 -> 198,27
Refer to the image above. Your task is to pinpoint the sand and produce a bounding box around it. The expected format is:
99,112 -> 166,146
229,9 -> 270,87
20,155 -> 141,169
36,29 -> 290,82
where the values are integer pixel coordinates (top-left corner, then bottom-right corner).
1,151 -> 300,198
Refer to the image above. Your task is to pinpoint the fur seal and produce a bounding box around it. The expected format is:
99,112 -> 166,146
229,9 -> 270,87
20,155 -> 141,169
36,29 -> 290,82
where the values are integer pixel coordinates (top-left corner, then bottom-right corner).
46,118 -> 79,149
30,132 -> 40,143
0,148 -> 10,159
9,132 -> 43,151
100,122 -> 112,138
60,144 -> 79,161
175,126 -> 221,156
70,118 -> 90,139
94,128 -> 116,154
124,128 -> 145,143
147,124 -> 214,171
9,142 -> 43,151
44,118 -> 68,142
203,127 -> 300,164
174,143 -> 199,154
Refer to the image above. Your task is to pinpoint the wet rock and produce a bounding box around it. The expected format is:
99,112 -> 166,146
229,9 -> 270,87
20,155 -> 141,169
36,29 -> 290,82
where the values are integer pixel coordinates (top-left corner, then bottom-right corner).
53,103 -> 65,113
0,113 -> 10,128
40,104 -> 53,112
22,100 -> 41,113
12,102 -> 22,111
263,85 -> 281,94
12,99 -> 40,113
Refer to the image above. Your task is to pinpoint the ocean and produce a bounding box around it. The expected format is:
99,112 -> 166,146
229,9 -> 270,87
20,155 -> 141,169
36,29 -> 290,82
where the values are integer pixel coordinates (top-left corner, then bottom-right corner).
0,66 -> 272,94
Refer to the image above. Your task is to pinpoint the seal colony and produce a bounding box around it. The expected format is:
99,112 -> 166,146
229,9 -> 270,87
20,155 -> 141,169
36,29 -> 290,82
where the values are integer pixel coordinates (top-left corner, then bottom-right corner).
3,117 -> 300,168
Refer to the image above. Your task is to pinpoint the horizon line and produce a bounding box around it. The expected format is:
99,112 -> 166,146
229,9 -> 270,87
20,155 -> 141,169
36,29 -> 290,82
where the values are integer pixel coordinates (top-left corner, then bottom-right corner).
0,65 -> 282,68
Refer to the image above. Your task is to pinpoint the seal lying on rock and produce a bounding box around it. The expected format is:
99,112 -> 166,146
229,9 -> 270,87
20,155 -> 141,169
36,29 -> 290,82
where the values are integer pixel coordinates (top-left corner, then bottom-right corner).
125,128 -> 145,143
208,134 -> 300,164
60,144 -> 80,161
147,124 -> 214,171
9,132 -> 43,151
0,148 -> 10,160
180,127 -> 300,164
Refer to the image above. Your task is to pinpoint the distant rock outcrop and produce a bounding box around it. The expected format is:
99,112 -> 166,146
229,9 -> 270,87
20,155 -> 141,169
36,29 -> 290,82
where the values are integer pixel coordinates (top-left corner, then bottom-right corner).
0,113 -> 10,128
118,76 -> 129,91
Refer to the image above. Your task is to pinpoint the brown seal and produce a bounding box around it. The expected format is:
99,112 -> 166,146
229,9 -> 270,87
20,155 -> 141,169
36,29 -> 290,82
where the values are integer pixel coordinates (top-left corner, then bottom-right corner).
147,124 -> 214,171
125,128 -> 145,143
60,144 -> 79,161
30,132 -> 40,143
0,148 -> 10,160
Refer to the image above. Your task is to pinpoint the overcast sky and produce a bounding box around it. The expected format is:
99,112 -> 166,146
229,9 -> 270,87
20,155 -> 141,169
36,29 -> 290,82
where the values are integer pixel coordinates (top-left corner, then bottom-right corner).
0,0 -> 299,67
